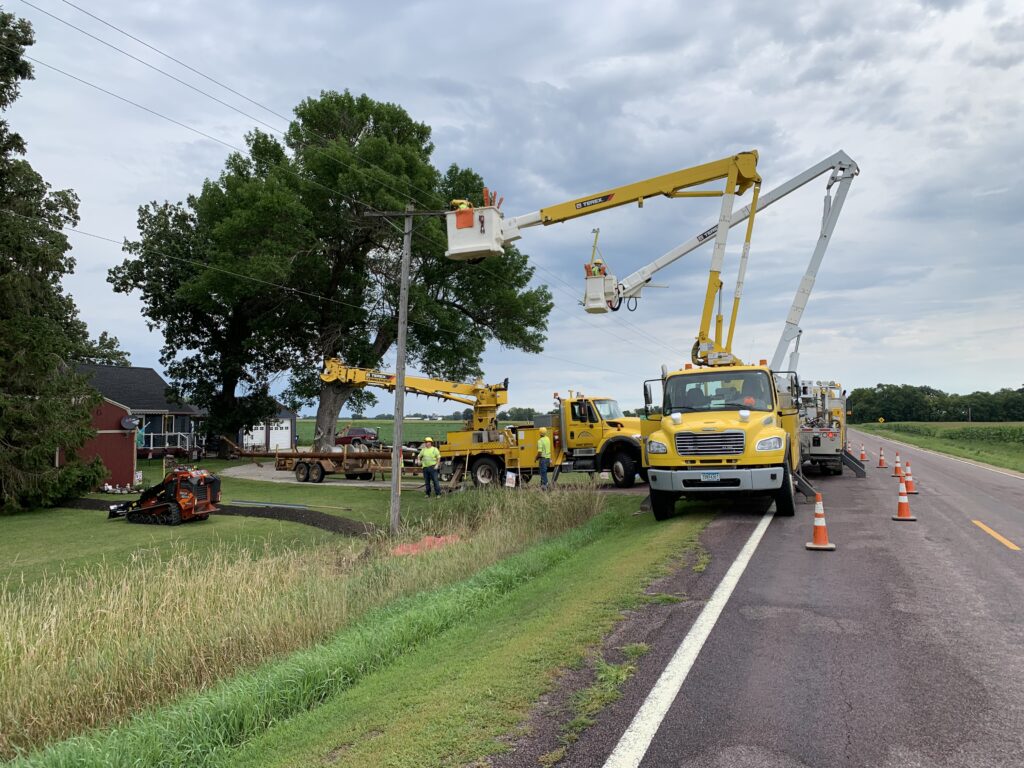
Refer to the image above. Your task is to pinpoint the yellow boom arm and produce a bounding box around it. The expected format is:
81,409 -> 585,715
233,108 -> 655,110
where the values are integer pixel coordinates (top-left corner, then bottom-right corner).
536,152 -> 760,225
445,151 -> 762,366
320,359 -> 509,431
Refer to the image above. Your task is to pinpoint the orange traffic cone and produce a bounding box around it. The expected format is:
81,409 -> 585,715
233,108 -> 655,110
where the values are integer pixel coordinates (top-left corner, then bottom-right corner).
877,448 -> 888,469
892,452 -> 904,478
806,493 -> 837,551
892,479 -> 917,522
859,444 -> 868,461
904,461 -> 918,494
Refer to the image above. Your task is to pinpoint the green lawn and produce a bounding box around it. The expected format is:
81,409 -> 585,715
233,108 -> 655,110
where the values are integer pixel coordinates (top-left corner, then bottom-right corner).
0,506 -> 336,590
4,460 -> 438,590
224,497 -> 710,768
95,458 -> 436,525
854,421 -> 1024,473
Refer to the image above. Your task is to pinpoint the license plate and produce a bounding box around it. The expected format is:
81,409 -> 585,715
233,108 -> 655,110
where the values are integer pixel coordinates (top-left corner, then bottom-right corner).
700,471 -> 721,482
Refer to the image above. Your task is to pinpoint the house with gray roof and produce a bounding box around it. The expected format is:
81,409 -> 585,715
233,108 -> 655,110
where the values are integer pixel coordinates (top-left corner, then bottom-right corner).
76,364 -> 203,456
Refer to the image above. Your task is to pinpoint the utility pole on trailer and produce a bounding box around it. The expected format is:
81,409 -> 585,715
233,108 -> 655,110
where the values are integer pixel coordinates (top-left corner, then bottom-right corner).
363,205 -> 447,535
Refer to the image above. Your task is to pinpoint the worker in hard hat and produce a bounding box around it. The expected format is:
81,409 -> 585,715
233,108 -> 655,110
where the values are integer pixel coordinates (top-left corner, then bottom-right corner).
418,437 -> 442,498
536,427 -> 552,490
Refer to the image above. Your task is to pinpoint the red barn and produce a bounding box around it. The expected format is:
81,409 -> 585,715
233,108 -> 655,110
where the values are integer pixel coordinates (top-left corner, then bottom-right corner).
77,398 -> 137,487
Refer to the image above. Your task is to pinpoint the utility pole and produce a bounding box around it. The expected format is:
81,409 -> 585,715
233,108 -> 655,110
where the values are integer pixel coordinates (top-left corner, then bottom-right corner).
363,205 -> 448,536
389,205 -> 414,536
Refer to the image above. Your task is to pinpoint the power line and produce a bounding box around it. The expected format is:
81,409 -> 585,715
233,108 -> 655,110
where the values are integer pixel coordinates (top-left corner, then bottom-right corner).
9,8 -> 678,361
49,0 -> 443,207
0,206 -> 634,377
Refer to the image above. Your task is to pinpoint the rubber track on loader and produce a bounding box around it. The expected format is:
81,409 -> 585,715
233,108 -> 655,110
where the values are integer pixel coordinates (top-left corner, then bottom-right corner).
126,502 -> 182,526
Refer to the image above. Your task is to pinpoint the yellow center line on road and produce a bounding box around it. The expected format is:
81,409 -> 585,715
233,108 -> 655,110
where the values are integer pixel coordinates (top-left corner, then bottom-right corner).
971,520 -> 1021,551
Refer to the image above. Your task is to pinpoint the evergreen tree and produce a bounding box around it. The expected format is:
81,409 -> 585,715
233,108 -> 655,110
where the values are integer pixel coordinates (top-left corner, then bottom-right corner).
0,11 -> 107,511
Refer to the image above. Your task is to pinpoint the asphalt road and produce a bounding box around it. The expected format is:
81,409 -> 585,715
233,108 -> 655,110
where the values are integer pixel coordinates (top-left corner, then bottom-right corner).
561,429 -> 1024,767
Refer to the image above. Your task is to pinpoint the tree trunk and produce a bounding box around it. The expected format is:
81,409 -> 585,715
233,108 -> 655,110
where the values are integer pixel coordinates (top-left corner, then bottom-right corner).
314,379 -> 357,450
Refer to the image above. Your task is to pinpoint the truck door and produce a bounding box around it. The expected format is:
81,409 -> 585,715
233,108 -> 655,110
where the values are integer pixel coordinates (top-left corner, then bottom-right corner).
564,399 -> 599,454
773,371 -> 802,469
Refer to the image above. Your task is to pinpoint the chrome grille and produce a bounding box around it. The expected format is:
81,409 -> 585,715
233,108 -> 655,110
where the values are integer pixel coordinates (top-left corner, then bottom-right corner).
675,430 -> 745,456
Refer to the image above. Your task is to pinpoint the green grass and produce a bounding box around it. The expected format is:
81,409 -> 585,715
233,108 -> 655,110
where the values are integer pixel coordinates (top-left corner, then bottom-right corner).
855,421 -> 1024,473
2,487 -> 616,762
0,506 -> 335,590
91,458 -> 436,527
214,498 -> 706,768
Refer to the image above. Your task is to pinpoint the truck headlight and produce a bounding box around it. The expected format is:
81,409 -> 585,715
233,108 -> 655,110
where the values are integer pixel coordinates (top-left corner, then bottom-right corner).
647,439 -> 668,454
756,436 -> 784,452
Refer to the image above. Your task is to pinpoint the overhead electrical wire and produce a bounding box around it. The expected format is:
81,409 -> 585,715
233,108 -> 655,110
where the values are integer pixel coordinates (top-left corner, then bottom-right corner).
38,0 -> 688,361
0,206 -> 634,378
11,5 -> 685,364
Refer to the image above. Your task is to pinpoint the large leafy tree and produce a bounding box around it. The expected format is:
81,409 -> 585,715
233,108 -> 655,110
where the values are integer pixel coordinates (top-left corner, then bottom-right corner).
0,11 -> 109,511
110,132 -> 316,440
117,90 -> 552,449
280,91 -> 552,447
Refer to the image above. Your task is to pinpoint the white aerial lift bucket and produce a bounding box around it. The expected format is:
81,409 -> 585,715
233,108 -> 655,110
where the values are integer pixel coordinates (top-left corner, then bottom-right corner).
444,206 -> 506,261
583,272 -> 616,314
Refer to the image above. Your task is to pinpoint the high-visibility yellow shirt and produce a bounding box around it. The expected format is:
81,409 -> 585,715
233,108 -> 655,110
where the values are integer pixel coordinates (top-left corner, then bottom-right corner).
419,445 -> 441,467
537,435 -> 552,459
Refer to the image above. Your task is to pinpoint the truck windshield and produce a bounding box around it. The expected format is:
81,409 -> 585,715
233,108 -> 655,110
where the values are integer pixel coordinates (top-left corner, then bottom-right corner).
593,399 -> 625,420
664,370 -> 773,413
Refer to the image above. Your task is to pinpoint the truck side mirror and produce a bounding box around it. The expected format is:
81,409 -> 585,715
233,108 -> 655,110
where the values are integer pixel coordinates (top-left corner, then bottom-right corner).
644,382 -> 653,408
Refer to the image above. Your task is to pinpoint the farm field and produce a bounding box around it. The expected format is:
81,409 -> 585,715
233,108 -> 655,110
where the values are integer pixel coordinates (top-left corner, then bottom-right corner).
856,421 -> 1024,473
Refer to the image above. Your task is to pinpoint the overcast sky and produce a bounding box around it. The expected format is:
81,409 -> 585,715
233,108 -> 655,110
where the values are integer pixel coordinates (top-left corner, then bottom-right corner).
7,0 -> 1024,416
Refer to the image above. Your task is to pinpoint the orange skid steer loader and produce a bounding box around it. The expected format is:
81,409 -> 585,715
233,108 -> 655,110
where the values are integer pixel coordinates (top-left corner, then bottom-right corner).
108,467 -> 221,525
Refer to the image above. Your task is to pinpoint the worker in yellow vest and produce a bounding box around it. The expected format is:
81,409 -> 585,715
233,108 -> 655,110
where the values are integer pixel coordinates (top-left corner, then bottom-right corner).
536,427 -> 552,489
419,437 -> 442,497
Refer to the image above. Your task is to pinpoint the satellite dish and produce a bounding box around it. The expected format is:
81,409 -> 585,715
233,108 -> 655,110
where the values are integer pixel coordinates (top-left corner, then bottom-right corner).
121,415 -> 141,430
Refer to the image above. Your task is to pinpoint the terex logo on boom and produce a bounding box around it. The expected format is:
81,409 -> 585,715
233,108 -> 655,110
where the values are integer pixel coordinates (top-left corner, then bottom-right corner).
575,194 -> 614,210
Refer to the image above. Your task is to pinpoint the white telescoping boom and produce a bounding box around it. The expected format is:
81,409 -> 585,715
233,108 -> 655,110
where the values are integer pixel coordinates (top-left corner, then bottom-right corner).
767,153 -> 858,370
600,151 -> 859,318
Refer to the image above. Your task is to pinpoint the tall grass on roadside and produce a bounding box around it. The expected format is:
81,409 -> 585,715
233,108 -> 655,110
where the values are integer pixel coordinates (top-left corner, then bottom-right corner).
0,486 -> 604,760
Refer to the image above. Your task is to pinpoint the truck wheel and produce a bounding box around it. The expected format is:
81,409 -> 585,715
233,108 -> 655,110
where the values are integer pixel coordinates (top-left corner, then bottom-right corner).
650,489 -> 680,521
309,462 -> 325,483
470,456 -> 501,487
344,473 -> 360,480
772,456 -> 797,517
611,451 -> 637,488
359,473 -> 374,481
294,462 -> 310,483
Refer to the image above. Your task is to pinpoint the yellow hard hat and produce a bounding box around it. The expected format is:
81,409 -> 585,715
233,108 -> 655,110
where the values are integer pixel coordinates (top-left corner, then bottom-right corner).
424,436 -> 433,442
539,427 -> 547,434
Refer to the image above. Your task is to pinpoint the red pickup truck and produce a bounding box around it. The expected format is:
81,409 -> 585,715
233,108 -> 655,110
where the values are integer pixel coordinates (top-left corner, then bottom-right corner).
334,426 -> 379,447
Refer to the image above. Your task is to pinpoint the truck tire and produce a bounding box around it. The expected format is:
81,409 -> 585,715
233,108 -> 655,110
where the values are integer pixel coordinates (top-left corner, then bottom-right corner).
359,472 -> 374,481
772,455 -> 797,517
309,462 -> 325,483
294,462 -> 310,483
470,456 -> 501,487
611,450 -> 637,488
650,488 -> 680,521
639,467 -> 649,484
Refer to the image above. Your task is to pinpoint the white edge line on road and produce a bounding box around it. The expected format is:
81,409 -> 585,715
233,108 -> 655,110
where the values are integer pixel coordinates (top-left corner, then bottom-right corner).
849,428 -> 1024,482
602,511 -> 774,768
